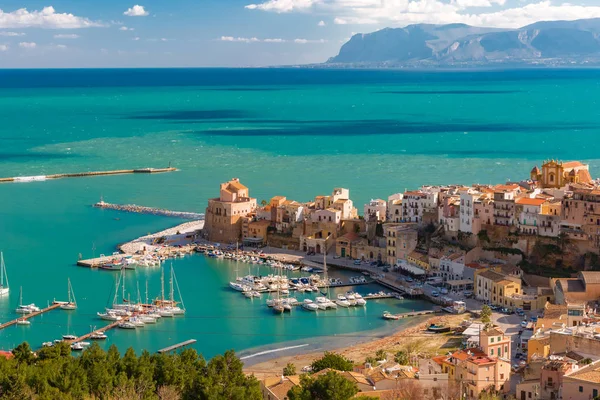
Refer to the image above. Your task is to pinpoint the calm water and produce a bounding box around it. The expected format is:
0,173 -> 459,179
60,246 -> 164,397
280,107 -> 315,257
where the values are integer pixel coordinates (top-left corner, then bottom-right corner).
0,68 -> 599,357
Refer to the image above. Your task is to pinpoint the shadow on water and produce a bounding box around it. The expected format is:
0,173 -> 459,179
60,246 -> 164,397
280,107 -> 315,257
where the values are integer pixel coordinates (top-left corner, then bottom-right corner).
125,110 -> 252,120
376,90 -> 521,95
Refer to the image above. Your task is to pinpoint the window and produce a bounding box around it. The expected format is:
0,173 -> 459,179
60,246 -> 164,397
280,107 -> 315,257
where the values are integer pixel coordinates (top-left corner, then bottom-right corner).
528,393 -> 531,398
498,337 -> 501,342
491,338 -> 494,343
579,386 -> 583,393
500,373 -> 504,379
594,389 -> 598,398
490,349 -> 494,355
505,346 -> 508,353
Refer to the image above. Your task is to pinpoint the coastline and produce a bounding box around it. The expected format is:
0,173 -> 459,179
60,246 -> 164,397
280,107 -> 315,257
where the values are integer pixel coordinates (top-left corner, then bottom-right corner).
243,312 -> 468,379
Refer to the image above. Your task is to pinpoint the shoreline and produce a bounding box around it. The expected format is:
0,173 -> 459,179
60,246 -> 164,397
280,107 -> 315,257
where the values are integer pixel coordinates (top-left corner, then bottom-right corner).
243,312 -> 468,379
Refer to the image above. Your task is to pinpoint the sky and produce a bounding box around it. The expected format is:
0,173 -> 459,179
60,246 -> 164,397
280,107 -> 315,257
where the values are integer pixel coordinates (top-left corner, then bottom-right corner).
2,0 -> 600,67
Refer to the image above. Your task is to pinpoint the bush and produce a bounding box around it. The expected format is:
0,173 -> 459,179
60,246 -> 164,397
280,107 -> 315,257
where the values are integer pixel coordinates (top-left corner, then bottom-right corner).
283,362 -> 297,376
288,371 -> 359,400
311,352 -> 354,372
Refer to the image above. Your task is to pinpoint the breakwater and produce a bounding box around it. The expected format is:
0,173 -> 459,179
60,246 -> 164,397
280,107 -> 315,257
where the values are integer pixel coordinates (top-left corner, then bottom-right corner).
0,167 -> 177,184
93,201 -> 204,219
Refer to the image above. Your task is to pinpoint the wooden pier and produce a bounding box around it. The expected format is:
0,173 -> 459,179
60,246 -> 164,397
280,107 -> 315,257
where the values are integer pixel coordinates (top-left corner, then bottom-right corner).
383,310 -> 438,320
0,303 -> 63,330
69,320 -> 124,344
158,339 -> 197,354
0,167 -> 176,184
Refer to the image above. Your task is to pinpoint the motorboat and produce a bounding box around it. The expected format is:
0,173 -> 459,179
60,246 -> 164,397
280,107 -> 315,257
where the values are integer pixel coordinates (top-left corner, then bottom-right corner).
139,315 -> 157,324
16,319 -> 30,326
354,293 -> 367,306
129,317 -> 145,327
62,334 -> 77,341
229,282 -> 249,292
158,309 -> 174,317
97,312 -> 122,321
118,322 -> 137,329
336,294 -> 351,308
42,342 -> 53,347
302,299 -> 318,311
427,324 -> 451,333
90,332 -> 108,340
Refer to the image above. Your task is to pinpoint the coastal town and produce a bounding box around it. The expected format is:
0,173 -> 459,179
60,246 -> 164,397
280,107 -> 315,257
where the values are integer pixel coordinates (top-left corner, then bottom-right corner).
195,160 -> 600,400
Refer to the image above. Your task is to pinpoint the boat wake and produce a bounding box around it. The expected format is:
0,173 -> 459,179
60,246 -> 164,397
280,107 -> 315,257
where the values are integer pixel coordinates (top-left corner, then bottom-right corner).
240,344 -> 309,360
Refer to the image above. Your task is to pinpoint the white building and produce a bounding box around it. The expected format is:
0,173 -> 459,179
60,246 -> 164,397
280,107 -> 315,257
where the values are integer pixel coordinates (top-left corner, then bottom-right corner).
364,199 -> 387,222
439,252 -> 466,281
460,189 -> 481,233
515,197 -> 547,235
311,208 -> 341,224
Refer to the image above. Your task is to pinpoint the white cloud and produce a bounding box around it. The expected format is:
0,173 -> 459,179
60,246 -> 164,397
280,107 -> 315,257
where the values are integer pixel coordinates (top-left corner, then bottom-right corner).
19,42 -> 36,49
245,0 -> 600,29
0,44 -> 8,51
318,20 -> 326,26
0,31 -> 24,36
119,26 -> 134,31
245,0 -> 318,13
0,6 -> 103,29
133,37 -> 140,41
220,36 -> 260,42
264,38 -> 286,42
123,5 -> 149,17
294,38 -> 326,43
54,34 -> 79,39
54,44 -> 67,49
161,38 -> 168,42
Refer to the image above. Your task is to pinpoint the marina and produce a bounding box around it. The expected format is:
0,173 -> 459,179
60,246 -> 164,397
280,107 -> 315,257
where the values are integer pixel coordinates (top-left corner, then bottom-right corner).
382,309 -> 438,320
0,303 -> 65,330
0,167 -> 176,184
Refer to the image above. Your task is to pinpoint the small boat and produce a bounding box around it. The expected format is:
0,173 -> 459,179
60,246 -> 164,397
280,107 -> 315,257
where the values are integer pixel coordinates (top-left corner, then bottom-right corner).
70,343 -> 85,351
16,287 -> 39,314
383,311 -> 400,320
118,322 -> 136,329
90,331 -> 108,340
139,315 -> 157,324
335,294 -> 351,308
0,252 -> 10,297
159,309 -> 174,317
129,317 -> 145,327
273,304 -> 284,314
62,334 -> 77,341
16,318 -> 30,326
302,299 -> 318,311
354,293 -> 367,306
427,324 -> 451,333
60,278 -> 77,310
42,341 -> 53,347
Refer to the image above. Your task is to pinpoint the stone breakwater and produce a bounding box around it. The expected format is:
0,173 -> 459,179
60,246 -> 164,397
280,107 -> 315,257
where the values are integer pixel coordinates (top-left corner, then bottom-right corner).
94,201 -> 205,219
119,220 -> 205,254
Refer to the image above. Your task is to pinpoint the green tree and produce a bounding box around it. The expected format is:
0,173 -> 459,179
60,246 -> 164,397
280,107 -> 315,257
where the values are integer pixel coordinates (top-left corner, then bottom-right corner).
375,349 -> 386,361
288,371 -> 359,400
12,342 -> 34,365
283,362 -> 297,376
481,305 -> 492,326
260,200 -> 268,207
311,352 -> 353,372
394,351 -> 409,365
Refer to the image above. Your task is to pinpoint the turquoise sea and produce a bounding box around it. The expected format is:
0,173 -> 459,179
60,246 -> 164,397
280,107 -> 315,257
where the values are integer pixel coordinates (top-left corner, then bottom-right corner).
0,68 -> 598,360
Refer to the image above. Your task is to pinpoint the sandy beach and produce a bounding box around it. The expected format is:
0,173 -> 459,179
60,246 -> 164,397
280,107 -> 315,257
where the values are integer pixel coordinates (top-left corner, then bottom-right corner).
244,312 -> 469,379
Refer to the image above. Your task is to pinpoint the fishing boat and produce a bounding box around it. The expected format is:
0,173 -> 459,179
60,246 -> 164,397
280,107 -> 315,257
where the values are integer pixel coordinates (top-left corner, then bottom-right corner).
60,278 -> 77,310
427,323 -> 451,333
42,342 -> 53,347
16,318 -> 30,326
0,252 -> 9,296
383,311 -> 400,320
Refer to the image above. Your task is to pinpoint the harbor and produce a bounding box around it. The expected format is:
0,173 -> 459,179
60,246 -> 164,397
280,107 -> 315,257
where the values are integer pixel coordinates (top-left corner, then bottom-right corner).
0,302 -> 65,330
0,166 -> 176,184
94,200 -> 204,220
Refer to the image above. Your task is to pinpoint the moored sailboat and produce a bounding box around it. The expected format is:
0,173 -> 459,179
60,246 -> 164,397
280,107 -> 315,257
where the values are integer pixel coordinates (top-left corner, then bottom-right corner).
0,252 -> 9,297
60,278 -> 77,310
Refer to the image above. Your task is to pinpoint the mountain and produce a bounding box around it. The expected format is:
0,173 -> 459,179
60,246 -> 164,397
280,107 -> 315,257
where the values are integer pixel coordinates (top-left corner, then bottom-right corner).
326,18 -> 600,67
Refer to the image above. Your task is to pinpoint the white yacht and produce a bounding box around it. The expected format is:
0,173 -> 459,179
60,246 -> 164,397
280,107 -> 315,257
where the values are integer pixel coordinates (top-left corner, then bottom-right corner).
354,293 -> 367,306
90,332 -> 108,340
0,252 -> 10,297
129,317 -> 145,327
139,315 -> 157,324
97,311 -> 122,321
118,321 -> 136,329
159,309 -> 174,317
16,318 -> 30,326
302,299 -> 319,311
71,343 -> 85,351
62,334 -> 77,341
336,294 -> 351,308
16,287 -> 39,314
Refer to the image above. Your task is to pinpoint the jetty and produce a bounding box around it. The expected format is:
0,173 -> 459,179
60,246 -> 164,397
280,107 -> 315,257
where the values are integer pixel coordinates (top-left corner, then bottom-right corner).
158,339 -> 197,354
0,303 -> 63,330
0,167 -> 176,184
383,310 -> 438,320
94,200 -> 204,220
68,320 -> 123,344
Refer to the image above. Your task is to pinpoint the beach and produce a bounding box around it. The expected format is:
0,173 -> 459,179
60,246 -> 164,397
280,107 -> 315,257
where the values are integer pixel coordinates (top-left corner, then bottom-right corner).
244,312 -> 468,379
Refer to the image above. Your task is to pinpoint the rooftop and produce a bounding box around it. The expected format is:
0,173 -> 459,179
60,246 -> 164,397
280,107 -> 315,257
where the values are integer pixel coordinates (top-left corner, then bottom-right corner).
580,271 -> 600,285
565,361 -> 600,384
515,197 -> 547,206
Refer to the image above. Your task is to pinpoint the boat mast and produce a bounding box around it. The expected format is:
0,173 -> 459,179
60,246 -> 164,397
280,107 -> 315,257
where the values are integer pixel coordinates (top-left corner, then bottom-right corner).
0,252 -> 4,288
121,267 -> 126,303
169,263 -> 175,303
113,271 -> 121,307
19,286 -> 22,306
172,267 -> 186,311
145,279 -> 149,306
160,266 -> 165,303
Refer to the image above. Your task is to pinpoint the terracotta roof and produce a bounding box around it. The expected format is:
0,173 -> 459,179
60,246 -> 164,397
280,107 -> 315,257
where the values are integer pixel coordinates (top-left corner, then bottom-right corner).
562,161 -> 585,168
565,362 -> 600,384
515,197 -> 547,206
495,184 -> 520,192
479,327 -> 505,337
531,166 -> 540,174
228,180 -> 248,192
271,196 -> 286,200
543,303 -> 567,319
0,351 -> 12,360
477,270 -> 507,282
578,169 -> 593,183
338,232 -> 361,243
267,379 -> 298,399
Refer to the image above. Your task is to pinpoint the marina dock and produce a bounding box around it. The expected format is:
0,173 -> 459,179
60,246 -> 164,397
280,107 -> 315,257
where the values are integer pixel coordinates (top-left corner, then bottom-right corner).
0,167 -> 176,184
383,310 -> 438,320
158,339 -> 197,354
0,303 -> 64,330
68,320 -> 124,344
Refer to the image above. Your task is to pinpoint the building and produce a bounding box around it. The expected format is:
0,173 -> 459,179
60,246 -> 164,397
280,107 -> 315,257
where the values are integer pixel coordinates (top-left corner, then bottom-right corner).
406,250 -> 429,271
460,189 -> 481,234
515,197 -> 548,235
387,193 -> 403,222
364,199 -> 387,222
383,224 -> 418,266
439,252 -> 466,281
403,190 -> 426,223
562,360 -> 600,400
475,269 -> 522,308
204,178 -> 257,243
260,375 -> 300,400
336,232 -> 365,259
493,184 -> 520,226
561,186 -> 600,248
311,208 -> 341,225
531,160 -> 592,189
242,219 -> 271,246
538,200 -> 561,237
553,271 -> 600,305
439,195 -> 460,234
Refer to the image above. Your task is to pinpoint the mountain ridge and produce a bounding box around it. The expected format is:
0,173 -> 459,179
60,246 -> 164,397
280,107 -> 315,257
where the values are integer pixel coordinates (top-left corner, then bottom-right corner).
326,18 -> 600,67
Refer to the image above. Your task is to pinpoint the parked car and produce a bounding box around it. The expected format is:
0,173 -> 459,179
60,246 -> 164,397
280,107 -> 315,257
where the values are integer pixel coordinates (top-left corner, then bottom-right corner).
440,288 -> 449,295
520,321 -> 528,328
463,290 -> 473,298
405,277 -> 414,282
431,291 -> 440,297
333,255 -> 341,259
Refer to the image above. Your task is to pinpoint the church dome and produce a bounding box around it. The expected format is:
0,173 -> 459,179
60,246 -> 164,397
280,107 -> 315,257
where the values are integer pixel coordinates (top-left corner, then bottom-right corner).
531,166 -> 540,174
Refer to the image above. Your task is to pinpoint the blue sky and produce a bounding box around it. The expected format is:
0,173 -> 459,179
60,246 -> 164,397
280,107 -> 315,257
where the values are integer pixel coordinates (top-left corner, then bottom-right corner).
2,0 -> 600,67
